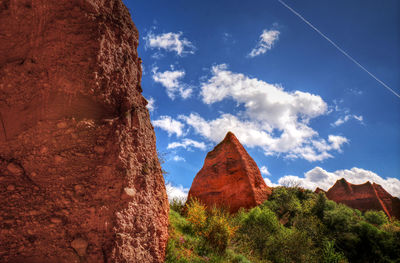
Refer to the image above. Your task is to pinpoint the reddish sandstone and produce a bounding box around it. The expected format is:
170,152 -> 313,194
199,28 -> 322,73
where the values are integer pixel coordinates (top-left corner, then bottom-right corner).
0,1 -> 168,262
325,178 -> 400,219
187,132 -> 272,213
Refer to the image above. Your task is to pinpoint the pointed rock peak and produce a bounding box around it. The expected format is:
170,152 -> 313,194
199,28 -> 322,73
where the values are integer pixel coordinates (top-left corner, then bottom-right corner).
315,187 -> 325,194
224,131 -> 237,141
336,178 -> 353,190
188,132 -> 272,213
338,178 -> 348,183
216,131 -> 240,148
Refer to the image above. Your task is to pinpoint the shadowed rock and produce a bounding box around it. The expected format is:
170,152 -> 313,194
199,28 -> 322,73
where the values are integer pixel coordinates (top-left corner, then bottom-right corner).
0,1 -> 168,262
187,132 -> 272,213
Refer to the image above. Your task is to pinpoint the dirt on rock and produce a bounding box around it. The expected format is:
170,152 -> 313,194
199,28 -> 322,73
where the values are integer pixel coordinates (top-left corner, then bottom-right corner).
187,132 -> 272,213
0,0 -> 169,262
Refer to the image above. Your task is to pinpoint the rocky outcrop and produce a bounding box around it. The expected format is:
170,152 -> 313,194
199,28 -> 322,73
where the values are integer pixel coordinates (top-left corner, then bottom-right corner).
187,132 -> 272,213
0,1 -> 168,262
325,178 -> 400,219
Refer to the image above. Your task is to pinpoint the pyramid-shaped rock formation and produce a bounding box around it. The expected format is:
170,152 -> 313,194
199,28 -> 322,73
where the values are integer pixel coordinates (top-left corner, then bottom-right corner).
187,132 -> 272,213
325,178 -> 400,219
0,1 -> 168,262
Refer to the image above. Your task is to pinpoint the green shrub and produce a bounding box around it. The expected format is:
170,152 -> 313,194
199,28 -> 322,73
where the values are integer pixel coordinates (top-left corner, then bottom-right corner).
264,228 -> 318,263
186,198 -> 207,236
237,206 -> 281,253
312,192 -> 327,220
203,209 -> 236,254
323,203 -> 360,233
364,210 -> 388,226
320,240 -> 347,263
264,187 -> 305,226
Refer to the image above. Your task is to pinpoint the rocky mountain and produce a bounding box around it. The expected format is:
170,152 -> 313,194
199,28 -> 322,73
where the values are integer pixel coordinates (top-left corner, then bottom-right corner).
187,132 -> 272,213
0,0 -> 168,262
324,178 -> 400,219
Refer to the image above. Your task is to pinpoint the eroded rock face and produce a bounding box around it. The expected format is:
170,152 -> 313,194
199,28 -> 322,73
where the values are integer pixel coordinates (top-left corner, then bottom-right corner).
325,178 -> 400,219
0,1 -> 169,262
187,132 -> 272,213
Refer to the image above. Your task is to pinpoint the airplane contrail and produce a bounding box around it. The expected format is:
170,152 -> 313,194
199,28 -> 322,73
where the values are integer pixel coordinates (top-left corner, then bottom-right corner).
278,0 -> 400,99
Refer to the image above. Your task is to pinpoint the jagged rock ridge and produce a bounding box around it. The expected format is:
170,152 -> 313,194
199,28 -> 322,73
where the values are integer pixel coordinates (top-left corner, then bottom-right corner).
325,178 -> 400,219
187,132 -> 272,213
0,0 -> 168,262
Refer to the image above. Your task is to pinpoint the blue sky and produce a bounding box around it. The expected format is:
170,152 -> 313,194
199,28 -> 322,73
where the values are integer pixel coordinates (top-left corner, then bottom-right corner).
122,0 -> 400,198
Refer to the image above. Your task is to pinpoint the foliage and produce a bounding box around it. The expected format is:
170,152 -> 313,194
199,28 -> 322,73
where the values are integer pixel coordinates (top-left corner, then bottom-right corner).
186,198 -> 208,236
204,208 -> 237,253
364,210 -> 389,226
320,240 -> 347,263
170,197 -> 186,215
236,206 -> 281,253
166,187 -> 400,263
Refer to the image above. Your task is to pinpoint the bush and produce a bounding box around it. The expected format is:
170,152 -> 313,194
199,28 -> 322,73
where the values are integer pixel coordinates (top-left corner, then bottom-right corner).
312,192 -> 327,220
204,208 -> 236,254
237,206 -> 281,253
186,198 -> 207,236
264,228 -> 318,263
320,240 -> 347,263
264,187 -> 305,226
364,210 -> 388,226
323,202 -> 360,233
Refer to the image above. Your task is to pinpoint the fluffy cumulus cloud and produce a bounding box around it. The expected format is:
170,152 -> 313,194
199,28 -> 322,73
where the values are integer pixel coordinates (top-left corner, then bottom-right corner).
248,29 -> 280,58
166,183 -> 188,201
144,31 -> 195,56
152,116 -> 185,137
278,167 -> 400,197
332,114 -> 363,127
178,64 -> 348,161
168,138 -> 206,151
263,177 -> 280,187
152,67 -> 193,99
260,166 -> 271,176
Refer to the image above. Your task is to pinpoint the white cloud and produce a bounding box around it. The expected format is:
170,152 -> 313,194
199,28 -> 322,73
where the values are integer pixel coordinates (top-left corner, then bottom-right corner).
146,97 -> 155,113
264,177 -> 280,187
166,183 -> 188,202
168,138 -> 206,151
278,167 -> 400,197
152,116 -> 185,137
172,155 -> 185,162
260,165 -> 271,176
328,135 -> 348,151
178,64 -> 348,161
144,31 -> 195,56
248,29 -> 280,58
152,67 -> 193,99
331,114 -> 363,127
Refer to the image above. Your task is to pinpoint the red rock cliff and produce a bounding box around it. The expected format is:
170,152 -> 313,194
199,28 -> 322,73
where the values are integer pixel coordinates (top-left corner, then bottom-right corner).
187,132 -> 272,213
0,1 -> 168,262
325,178 -> 400,219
